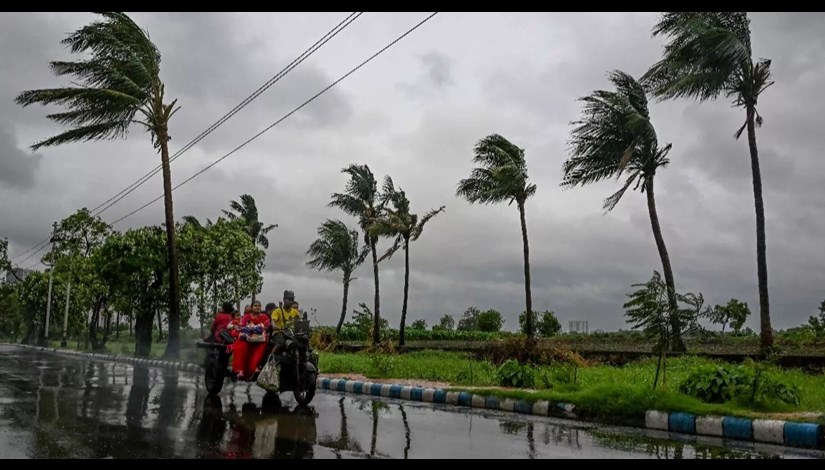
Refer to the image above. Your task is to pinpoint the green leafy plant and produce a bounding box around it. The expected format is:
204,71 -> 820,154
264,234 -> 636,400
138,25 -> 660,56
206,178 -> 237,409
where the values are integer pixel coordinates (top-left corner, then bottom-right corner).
495,359 -> 536,388
679,363 -> 801,406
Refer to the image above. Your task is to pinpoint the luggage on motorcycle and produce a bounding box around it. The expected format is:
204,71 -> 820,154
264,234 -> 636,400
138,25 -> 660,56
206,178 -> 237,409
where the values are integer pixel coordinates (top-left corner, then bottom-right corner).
256,356 -> 280,392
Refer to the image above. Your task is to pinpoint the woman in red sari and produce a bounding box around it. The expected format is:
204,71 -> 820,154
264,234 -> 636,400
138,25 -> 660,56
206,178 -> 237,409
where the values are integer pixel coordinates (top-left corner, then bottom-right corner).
232,300 -> 271,379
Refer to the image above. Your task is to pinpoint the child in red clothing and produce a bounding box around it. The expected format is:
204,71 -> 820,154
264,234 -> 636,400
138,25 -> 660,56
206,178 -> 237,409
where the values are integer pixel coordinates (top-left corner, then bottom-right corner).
232,300 -> 271,379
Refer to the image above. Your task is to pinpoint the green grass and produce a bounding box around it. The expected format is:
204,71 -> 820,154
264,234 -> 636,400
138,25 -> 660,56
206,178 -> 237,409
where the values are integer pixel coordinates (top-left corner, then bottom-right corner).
318,350 -> 825,422
320,350 -> 497,385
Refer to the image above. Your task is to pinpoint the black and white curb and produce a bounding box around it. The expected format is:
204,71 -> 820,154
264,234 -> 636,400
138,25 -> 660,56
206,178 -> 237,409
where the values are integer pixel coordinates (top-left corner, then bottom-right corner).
317,377 -> 824,451
11,343 -> 203,373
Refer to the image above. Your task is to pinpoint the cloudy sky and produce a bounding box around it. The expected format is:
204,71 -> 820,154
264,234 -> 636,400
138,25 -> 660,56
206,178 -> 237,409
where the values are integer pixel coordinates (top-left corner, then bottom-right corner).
1,12 -> 823,332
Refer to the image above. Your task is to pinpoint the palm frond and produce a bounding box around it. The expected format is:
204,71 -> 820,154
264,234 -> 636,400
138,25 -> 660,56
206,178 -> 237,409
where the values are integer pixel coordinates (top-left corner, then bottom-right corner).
603,171 -> 641,213
644,12 -> 753,102
15,12 -> 165,151
306,219 -> 366,273
458,134 -> 534,206
411,205 -> 445,241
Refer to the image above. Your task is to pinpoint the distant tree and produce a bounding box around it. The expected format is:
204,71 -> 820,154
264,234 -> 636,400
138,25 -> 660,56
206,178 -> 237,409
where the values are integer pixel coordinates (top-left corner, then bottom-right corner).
705,298 -> 751,333
457,306 -> 480,331
433,315 -> 455,331
477,309 -> 504,332
409,319 -> 427,331
520,310 -> 562,337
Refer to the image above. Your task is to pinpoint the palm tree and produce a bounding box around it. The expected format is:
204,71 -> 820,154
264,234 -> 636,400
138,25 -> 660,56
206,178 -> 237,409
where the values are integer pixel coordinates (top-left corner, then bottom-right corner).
306,219 -> 368,333
642,12 -> 775,349
457,134 -> 537,339
562,70 -> 685,352
15,12 -> 185,358
222,194 -> 277,302
329,164 -> 384,345
222,194 -> 278,249
370,176 -> 444,346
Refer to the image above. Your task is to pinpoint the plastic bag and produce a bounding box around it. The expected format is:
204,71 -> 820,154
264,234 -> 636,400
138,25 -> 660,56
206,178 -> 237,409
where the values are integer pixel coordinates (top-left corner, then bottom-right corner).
256,356 -> 280,392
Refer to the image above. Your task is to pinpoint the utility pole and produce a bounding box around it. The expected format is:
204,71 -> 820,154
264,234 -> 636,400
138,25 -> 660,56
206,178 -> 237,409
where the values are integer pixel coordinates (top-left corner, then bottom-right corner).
61,282 -> 71,347
42,222 -> 57,347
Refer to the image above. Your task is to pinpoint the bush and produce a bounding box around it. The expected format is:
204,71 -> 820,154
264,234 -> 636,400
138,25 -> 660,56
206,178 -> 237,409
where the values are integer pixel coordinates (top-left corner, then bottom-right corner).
679,364 -> 801,406
310,329 -> 337,352
495,360 -> 535,388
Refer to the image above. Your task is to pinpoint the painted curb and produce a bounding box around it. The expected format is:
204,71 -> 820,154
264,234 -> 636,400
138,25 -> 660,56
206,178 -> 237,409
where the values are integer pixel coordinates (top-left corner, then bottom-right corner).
316,376 -> 824,451
7,344 -> 823,451
8,343 -> 204,374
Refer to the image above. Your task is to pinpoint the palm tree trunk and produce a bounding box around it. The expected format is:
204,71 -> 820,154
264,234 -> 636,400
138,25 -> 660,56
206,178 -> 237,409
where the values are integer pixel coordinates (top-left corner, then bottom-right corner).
158,133 -> 182,359
370,237 -> 381,345
518,201 -> 534,340
746,106 -> 773,350
400,239 -> 411,347
337,272 -> 351,334
644,177 -> 685,353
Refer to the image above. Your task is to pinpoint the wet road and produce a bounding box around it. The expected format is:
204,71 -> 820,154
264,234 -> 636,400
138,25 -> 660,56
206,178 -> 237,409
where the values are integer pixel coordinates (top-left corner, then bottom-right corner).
1,345 -> 823,459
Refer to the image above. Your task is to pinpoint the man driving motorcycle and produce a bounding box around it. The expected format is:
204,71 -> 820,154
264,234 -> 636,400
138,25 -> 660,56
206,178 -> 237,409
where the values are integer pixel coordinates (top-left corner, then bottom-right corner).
270,290 -> 301,355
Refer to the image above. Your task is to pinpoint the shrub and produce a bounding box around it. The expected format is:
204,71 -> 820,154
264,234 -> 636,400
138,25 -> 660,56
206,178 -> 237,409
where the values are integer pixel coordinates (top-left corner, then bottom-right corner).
679,363 -> 801,406
495,360 -> 535,388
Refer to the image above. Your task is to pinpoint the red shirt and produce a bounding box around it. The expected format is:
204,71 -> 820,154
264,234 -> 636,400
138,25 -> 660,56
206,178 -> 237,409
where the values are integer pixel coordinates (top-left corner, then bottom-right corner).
240,312 -> 271,330
210,312 -> 234,341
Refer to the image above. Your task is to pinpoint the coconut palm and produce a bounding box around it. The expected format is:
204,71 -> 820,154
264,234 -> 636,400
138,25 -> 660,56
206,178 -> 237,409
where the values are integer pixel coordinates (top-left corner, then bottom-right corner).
306,219 -> 368,333
563,70 -> 685,352
15,12 -> 185,357
642,12 -> 775,349
370,176 -> 445,346
222,194 -> 278,249
329,164 -> 385,345
222,194 -> 277,303
456,134 -> 537,339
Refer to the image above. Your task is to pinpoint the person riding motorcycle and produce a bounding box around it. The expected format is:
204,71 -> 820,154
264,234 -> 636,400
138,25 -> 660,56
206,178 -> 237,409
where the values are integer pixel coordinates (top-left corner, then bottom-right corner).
270,290 -> 302,355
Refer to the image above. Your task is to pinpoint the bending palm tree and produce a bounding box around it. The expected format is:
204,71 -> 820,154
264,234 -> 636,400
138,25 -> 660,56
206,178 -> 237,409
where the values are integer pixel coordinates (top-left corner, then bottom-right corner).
306,219 -> 368,333
222,194 -> 278,249
642,12 -> 775,349
15,12 -> 185,358
370,176 -> 445,346
329,164 -> 384,345
222,194 -> 277,302
563,70 -> 685,352
457,134 -> 537,339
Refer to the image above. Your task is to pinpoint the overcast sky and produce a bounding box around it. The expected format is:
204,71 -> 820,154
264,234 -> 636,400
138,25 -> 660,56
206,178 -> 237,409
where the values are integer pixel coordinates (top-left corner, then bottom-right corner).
1,12 -> 823,332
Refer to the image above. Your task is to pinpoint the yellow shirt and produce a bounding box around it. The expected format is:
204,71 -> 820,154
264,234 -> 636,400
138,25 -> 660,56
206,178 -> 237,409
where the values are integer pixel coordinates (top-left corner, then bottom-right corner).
271,307 -> 300,329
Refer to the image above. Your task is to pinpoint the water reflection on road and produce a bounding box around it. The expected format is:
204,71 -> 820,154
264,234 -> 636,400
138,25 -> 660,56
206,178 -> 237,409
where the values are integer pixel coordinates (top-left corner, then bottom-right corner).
0,345 -> 822,459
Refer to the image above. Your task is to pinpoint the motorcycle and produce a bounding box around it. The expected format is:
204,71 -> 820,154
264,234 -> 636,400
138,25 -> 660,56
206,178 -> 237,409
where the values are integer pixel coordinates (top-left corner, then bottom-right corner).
197,316 -> 319,406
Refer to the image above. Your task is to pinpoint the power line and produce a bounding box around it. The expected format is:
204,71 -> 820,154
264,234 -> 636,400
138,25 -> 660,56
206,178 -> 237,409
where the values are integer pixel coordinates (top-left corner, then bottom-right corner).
9,12 -> 363,266
91,12 -> 363,217
111,12 -> 439,226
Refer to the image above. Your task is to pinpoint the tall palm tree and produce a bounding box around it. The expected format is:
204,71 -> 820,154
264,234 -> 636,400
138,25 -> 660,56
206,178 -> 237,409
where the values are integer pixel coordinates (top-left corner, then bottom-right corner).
329,164 -> 384,345
457,134 -> 537,339
370,176 -> 444,346
562,70 -> 685,352
306,219 -> 368,333
642,12 -> 775,349
222,194 -> 277,303
15,12 -> 185,358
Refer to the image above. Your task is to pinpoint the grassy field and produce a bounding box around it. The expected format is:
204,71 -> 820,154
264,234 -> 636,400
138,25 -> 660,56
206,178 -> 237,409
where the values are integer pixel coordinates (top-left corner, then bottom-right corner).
319,350 -> 825,423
